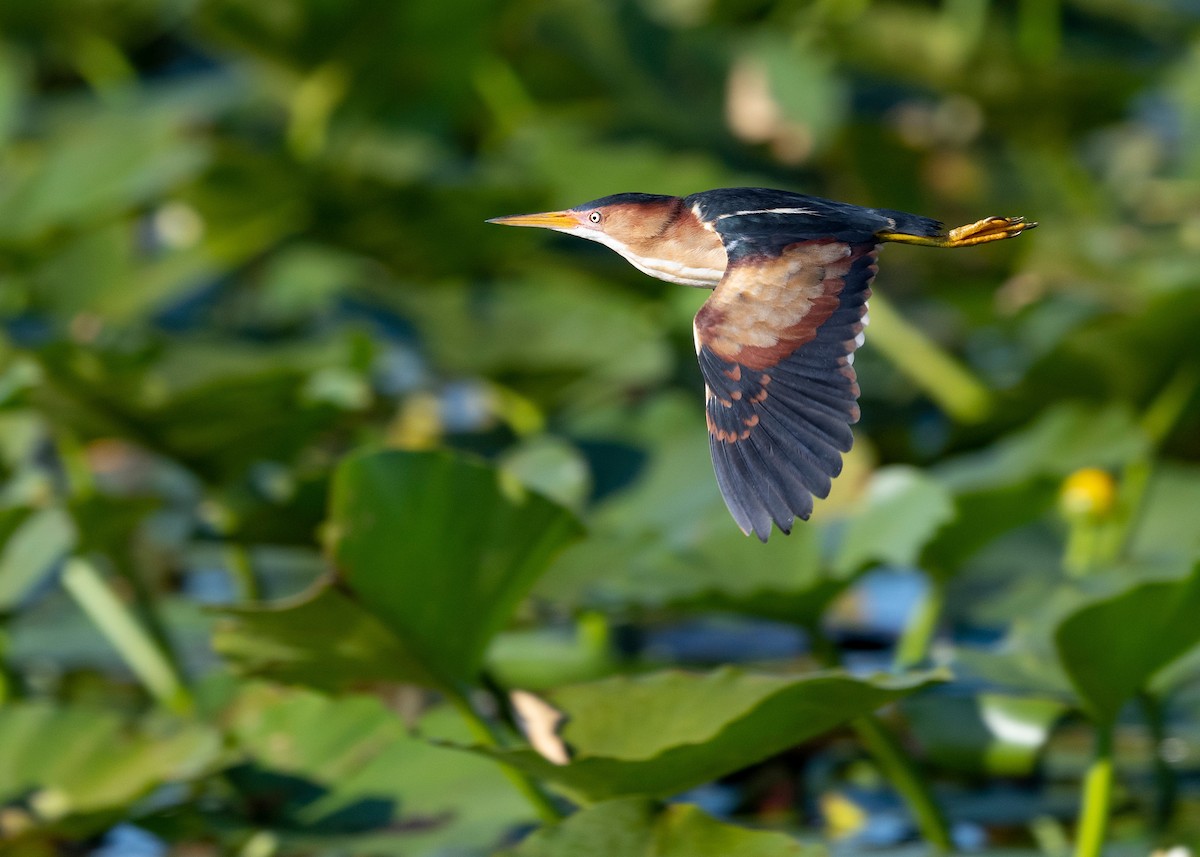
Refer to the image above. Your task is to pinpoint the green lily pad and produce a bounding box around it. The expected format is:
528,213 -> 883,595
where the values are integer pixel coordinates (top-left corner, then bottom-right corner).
216,449 -> 582,691
477,667 -> 943,802
1055,562 -> 1200,724
504,798 -> 812,856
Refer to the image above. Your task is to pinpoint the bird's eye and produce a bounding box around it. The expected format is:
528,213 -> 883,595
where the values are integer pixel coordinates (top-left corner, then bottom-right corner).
588,211 -> 602,224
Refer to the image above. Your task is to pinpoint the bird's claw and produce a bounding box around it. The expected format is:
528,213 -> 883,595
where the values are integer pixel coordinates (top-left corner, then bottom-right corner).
944,215 -> 1038,248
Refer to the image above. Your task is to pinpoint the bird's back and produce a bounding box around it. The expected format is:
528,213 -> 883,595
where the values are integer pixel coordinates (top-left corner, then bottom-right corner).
684,188 -> 944,253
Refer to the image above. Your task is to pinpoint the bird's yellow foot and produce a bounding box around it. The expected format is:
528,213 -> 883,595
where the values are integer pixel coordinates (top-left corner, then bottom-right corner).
880,215 -> 1037,248
942,215 -> 1037,247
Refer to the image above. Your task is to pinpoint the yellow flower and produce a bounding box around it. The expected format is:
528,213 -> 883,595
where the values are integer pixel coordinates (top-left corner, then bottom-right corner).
1059,468 -> 1117,520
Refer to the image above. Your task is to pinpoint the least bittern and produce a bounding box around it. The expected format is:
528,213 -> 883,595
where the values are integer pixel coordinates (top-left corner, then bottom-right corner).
489,188 -> 1035,540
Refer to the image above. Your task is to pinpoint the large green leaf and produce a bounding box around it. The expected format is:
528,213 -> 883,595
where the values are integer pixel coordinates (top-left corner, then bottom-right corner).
487,614 -> 619,691
217,449 -> 582,690
915,403 -> 1152,579
920,480 -> 1056,577
904,692 -> 1067,776
214,583 -> 438,691
542,465 -> 952,625
537,396 -> 841,625
1127,464 -> 1200,562
0,104 -> 209,244
0,704 -> 218,826
391,271 -> 674,389
1055,563 -> 1200,724
31,338 -> 354,484
934,403 -> 1148,492
477,667 -> 943,802
831,466 -> 955,574
504,798 -> 812,857
538,530 -> 830,623
331,449 -> 582,686
220,683 -> 532,855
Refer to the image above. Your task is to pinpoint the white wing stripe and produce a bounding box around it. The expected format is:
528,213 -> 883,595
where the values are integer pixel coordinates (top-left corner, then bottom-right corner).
714,207 -> 819,220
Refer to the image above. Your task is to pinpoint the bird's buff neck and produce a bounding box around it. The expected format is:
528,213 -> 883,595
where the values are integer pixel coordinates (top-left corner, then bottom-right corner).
571,204 -> 727,288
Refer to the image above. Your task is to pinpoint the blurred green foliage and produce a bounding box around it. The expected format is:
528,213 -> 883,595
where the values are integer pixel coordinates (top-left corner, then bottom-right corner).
2,0 -> 1200,855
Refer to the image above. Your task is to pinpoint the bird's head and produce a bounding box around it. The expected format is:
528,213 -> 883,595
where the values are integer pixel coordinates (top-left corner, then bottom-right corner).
487,193 -> 681,246
487,193 -> 726,287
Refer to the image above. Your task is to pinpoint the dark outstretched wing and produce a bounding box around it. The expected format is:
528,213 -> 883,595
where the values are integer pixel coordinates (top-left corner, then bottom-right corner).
694,236 -> 878,540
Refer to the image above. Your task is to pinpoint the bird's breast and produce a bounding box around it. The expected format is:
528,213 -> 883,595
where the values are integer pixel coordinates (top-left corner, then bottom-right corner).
621,213 -> 729,287
620,252 -> 726,287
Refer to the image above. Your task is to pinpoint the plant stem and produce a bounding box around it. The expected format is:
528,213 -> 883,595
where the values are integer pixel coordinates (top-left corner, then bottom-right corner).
853,714 -> 954,853
225,543 -> 262,601
809,624 -> 953,851
61,557 -> 193,715
1017,0 -> 1061,63
865,292 -> 993,423
1139,692 -> 1176,830
1112,365 -> 1200,560
1140,364 -> 1199,447
113,557 -> 186,678
446,685 -> 563,824
1074,723 -> 1113,857
1063,515 -> 1104,577
894,576 -> 945,669
53,427 -> 187,677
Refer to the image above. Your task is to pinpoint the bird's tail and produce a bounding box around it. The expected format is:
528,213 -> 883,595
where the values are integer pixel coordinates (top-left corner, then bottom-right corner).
875,208 -> 944,240
877,211 -> 1037,248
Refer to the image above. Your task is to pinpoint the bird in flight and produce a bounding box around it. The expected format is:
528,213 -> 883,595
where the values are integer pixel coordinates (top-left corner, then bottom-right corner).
489,188 -> 1035,540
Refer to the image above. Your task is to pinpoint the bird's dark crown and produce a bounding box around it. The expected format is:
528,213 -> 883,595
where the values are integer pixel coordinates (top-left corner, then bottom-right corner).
571,192 -> 679,211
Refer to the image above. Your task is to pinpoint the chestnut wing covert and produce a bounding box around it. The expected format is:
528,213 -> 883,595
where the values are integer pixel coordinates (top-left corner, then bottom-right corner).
693,225 -> 878,541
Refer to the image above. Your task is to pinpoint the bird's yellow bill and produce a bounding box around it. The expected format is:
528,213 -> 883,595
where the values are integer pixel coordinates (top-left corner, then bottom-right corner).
486,210 -> 579,229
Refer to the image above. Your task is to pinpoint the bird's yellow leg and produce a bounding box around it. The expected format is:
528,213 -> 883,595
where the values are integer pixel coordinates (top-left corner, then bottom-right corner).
880,216 -> 1037,248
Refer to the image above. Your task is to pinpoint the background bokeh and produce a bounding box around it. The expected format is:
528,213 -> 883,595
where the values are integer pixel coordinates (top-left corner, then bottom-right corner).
2,0 -> 1200,855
